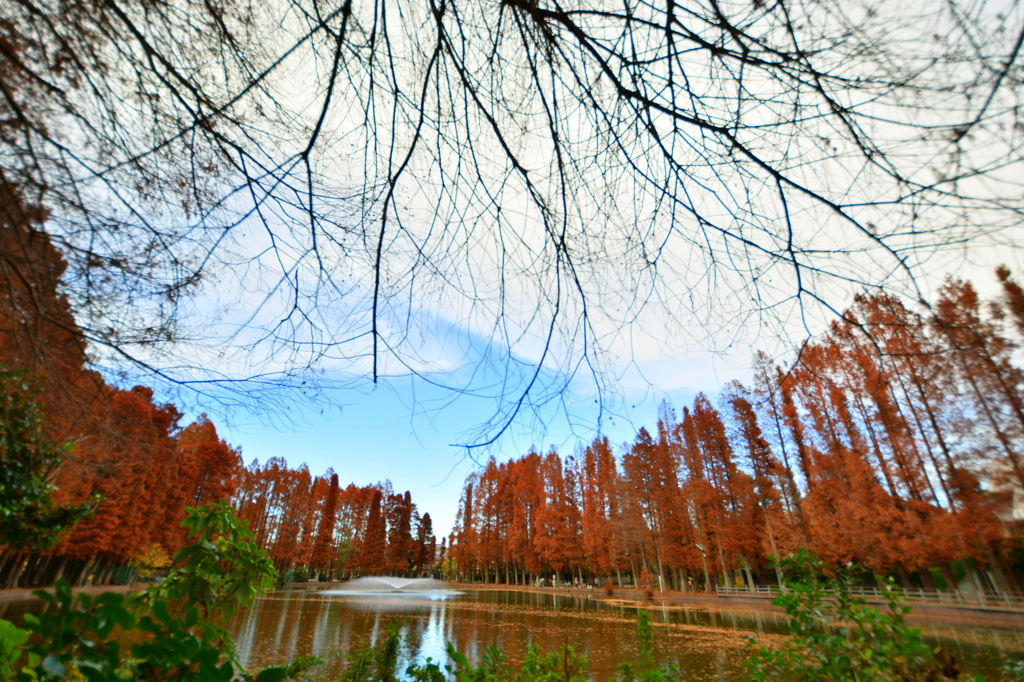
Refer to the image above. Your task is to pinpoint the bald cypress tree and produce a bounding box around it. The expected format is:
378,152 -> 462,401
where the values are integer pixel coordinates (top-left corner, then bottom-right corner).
357,489 -> 387,576
311,473 -> 340,577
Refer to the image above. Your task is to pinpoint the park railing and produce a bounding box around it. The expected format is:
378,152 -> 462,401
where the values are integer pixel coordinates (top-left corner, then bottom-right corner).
715,584 -> 1024,610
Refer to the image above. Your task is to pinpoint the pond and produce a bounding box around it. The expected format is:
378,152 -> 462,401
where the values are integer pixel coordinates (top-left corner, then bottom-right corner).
3,586 -> 1024,680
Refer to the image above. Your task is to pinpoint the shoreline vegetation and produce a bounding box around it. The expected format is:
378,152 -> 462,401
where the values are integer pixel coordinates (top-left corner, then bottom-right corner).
442,275 -> 1024,609
452,581 -> 1024,629
7,576 -> 1022,632
4,189 -> 1024,679
273,579 -> 1024,629
3,514 -> 1018,681
5,215 -> 1024,617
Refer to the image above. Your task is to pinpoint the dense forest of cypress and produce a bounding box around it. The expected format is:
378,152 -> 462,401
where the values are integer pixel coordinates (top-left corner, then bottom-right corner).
5,192 -> 1024,596
449,279 -> 1024,595
0,213 -> 437,588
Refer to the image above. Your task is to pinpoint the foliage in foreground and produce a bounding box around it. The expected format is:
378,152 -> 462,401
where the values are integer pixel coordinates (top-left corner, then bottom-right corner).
0,369 -> 97,551
6,501 -> 1023,682
746,550 -> 976,682
0,501 -> 312,682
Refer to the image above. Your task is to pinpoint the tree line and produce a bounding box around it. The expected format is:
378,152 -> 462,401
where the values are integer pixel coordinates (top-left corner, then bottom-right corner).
235,461 -> 438,581
450,274 -> 1024,595
0,215 -> 437,589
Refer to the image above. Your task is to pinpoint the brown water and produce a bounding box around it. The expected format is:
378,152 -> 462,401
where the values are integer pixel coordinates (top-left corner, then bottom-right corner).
227,587 -> 779,681
4,586 -> 1024,679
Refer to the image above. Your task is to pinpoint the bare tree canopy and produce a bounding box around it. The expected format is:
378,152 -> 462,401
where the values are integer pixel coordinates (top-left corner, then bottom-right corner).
1,0 -> 1022,442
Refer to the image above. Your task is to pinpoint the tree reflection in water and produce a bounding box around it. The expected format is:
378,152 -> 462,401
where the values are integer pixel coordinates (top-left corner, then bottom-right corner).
225,589 -> 1024,681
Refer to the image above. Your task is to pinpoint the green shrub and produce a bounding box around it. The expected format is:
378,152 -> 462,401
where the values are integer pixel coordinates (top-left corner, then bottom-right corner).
746,549 -> 979,682
338,621 -> 404,682
0,368 -> 97,552
0,501 -> 319,682
0,494 -> 759,682
612,611 -> 680,682
445,640 -> 587,682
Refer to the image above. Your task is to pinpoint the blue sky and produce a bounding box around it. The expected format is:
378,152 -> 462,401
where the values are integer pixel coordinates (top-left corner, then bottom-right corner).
209,349 -> 753,536
143,232 -> 1017,539
160,253 -> 1018,538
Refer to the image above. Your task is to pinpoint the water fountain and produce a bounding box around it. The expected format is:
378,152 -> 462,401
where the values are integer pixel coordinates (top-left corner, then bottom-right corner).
319,576 -> 463,600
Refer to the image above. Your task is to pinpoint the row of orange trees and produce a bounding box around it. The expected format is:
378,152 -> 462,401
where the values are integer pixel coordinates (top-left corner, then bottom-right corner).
450,276 -> 1024,594
234,462 -> 438,580
0,215 -> 437,588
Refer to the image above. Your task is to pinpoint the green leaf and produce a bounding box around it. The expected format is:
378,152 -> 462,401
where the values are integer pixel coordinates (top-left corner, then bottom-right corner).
0,619 -> 29,648
447,644 -> 469,668
255,667 -> 288,682
110,605 -> 136,631
152,599 -> 171,624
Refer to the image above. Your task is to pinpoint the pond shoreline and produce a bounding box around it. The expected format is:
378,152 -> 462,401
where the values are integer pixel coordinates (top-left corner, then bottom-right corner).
0,583 -> 140,603
3,580 -> 1022,679
5,579 -> 1024,631
433,581 -> 1024,631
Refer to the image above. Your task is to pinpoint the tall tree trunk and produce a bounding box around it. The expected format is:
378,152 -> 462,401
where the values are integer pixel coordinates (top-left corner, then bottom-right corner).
717,542 -> 733,588
32,556 -> 55,587
919,566 -> 936,590
897,563 -> 913,590
984,544 -> 1017,595
699,553 -> 711,592
51,555 -> 69,585
20,555 -> 41,588
940,564 -> 959,592
741,555 -> 755,588
964,558 -> 988,597
5,552 -> 26,589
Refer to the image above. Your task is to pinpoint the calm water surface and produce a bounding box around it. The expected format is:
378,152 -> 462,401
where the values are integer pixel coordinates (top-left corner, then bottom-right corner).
4,587 -> 1024,680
